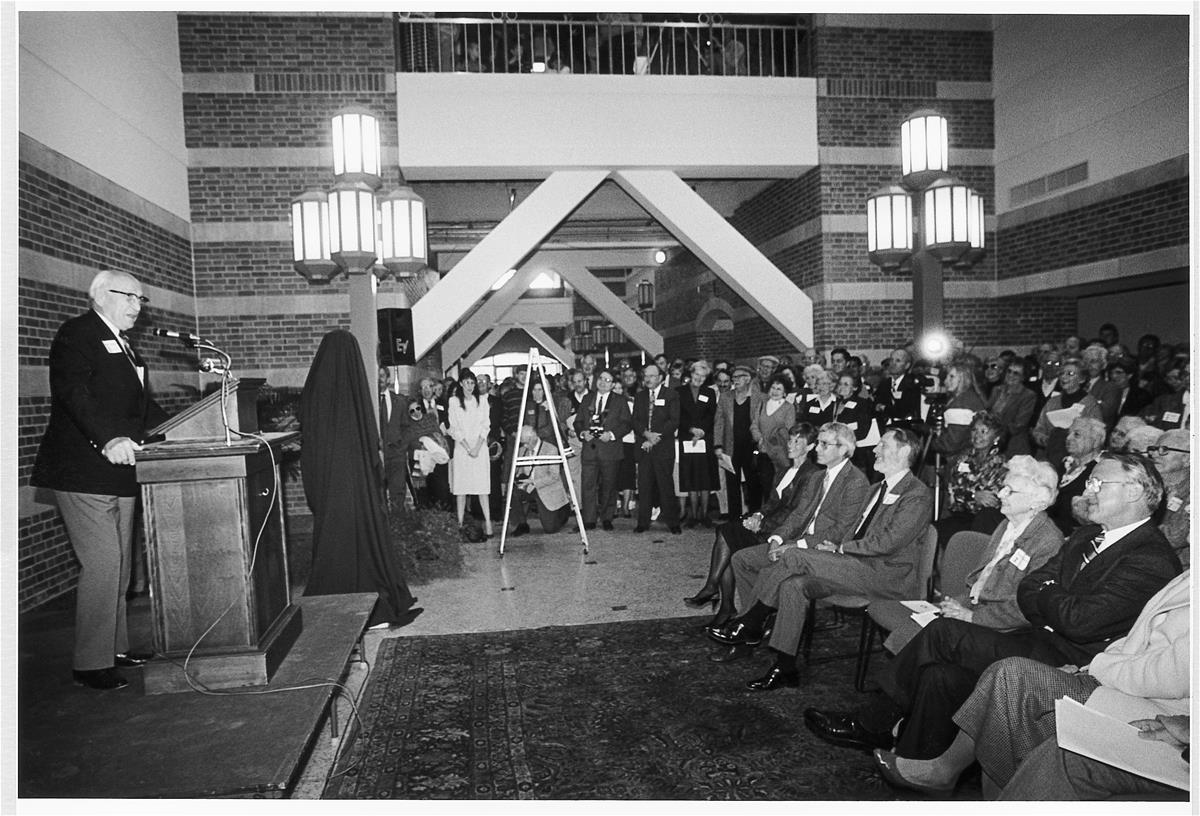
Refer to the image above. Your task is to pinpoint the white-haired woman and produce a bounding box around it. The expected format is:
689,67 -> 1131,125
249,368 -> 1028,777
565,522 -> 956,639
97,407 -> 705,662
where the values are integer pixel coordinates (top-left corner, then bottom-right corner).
1052,415 -> 1107,534
800,368 -> 838,427
880,455 -> 1064,656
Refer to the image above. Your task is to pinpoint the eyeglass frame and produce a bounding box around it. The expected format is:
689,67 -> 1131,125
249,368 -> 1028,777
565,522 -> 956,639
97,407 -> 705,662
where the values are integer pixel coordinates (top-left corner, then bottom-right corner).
109,289 -> 150,305
1084,477 -> 1134,492
1146,445 -> 1189,455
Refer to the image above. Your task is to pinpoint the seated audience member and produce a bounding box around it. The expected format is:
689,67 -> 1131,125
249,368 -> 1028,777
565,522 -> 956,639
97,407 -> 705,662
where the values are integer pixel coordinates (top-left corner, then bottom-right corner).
1080,344 -> 1120,427
1125,423 -> 1163,455
574,369 -> 633,531
986,359 -> 1036,455
1051,416 -> 1106,535
751,375 -> 797,501
804,452 -> 1180,761
980,357 -> 1005,401
1031,359 -> 1101,470
713,427 -> 929,690
1140,361 -> 1190,430
1148,429 -> 1190,563
1107,414 -> 1147,452
1029,349 -> 1063,430
684,423 -> 822,631
507,426 -> 572,536
880,455 -> 1063,656
930,362 -> 988,461
1108,357 -> 1152,418
871,568 -> 1188,800
934,412 -> 1008,551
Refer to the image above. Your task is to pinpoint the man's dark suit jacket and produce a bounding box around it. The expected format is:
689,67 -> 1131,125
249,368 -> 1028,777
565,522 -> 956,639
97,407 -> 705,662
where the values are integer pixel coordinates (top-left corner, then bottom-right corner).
32,310 -> 168,498
757,459 -> 821,531
1140,390 -> 1188,430
1016,519 -> 1181,665
873,372 -> 924,431
632,384 -> 680,462
772,459 -> 872,544
574,390 -> 632,463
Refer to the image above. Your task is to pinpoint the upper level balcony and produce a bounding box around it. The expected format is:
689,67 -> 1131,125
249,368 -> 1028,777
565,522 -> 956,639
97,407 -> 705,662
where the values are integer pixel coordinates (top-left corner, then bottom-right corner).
394,12 -> 814,78
391,13 -> 819,182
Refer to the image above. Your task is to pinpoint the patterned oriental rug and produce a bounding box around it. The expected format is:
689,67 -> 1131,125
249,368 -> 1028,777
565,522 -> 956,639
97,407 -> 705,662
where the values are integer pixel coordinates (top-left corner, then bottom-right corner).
324,616 -> 982,801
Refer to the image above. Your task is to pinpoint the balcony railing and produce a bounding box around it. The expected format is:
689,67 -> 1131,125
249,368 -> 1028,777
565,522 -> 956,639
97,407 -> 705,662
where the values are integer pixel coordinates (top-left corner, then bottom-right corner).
394,13 -> 812,78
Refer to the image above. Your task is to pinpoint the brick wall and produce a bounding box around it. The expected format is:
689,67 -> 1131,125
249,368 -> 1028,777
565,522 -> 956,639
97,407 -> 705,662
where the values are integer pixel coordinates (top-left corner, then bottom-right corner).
18,151 -> 197,611
996,178 -> 1188,279
178,14 -> 393,74
815,26 -> 992,82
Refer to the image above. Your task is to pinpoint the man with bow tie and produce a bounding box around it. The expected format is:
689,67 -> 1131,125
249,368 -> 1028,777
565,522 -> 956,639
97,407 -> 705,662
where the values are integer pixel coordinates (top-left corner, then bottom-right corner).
574,369 -> 632,531
31,269 -> 169,691
806,451 -> 1180,761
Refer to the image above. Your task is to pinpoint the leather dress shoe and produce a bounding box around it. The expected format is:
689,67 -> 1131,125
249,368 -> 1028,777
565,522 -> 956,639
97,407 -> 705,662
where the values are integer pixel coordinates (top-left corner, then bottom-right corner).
509,523 -> 530,537
601,521 -> 614,531
584,522 -> 597,530
745,666 -> 799,691
706,620 -> 763,646
634,526 -> 648,533
873,749 -> 955,797
73,668 -> 128,690
803,707 -> 894,752
668,526 -> 682,535
114,651 -> 154,667
709,642 -> 754,663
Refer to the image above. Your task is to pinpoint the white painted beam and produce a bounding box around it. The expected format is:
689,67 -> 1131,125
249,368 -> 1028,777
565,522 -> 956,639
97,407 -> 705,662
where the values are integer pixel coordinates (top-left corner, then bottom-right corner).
613,170 -> 814,348
413,170 -> 609,358
552,259 -> 663,355
440,265 -> 542,365
521,326 -> 572,367
462,326 -> 511,369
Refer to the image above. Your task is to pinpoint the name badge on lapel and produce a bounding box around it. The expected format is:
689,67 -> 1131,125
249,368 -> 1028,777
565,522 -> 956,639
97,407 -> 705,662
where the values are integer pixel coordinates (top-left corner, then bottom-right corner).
103,340 -> 123,354
882,493 -> 899,505
698,393 -> 709,403
654,398 -> 666,407
1009,548 -> 1031,570
1163,411 -> 1181,423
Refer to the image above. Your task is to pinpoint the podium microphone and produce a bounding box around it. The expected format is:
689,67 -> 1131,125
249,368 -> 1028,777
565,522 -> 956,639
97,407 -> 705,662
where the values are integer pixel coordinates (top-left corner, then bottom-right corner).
153,327 -> 202,343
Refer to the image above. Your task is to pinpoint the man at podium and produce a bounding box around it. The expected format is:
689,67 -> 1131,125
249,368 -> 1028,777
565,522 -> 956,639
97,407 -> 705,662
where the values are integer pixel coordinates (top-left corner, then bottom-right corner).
31,269 -> 168,691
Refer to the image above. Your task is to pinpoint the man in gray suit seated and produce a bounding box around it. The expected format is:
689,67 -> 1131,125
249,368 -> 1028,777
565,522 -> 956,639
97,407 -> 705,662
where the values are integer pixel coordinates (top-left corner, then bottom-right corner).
712,426 -> 932,690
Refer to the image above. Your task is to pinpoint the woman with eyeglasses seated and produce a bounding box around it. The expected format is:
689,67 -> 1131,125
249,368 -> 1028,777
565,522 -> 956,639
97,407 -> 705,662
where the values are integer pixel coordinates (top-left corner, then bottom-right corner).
1054,416 -> 1108,535
980,357 -> 1006,401
1032,359 -> 1103,471
1148,429 -> 1190,563
877,455 -> 1064,656
987,359 -> 1037,456
935,412 -> 1009,551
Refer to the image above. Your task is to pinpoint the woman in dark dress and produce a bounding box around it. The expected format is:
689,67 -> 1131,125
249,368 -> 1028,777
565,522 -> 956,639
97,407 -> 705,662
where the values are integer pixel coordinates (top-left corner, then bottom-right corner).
677,360 -> 719,527
612,377 -> 638,516
298,330 -> 422,628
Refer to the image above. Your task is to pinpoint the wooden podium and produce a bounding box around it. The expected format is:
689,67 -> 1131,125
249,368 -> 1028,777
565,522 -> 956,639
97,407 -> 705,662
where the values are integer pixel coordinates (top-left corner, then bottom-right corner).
136,378 -> 303,695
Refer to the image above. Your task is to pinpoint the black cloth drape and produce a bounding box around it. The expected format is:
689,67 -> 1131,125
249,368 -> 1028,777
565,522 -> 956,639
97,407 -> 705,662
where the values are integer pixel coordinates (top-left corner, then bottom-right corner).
298,330 -> 420,627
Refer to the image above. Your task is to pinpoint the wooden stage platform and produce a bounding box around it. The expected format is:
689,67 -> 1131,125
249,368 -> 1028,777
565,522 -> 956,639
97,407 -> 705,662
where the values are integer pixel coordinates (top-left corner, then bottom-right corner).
18,591 -> 376,798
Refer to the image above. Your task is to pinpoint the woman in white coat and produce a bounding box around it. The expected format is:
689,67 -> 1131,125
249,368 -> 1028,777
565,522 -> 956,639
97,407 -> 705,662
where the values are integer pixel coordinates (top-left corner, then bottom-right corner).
448,369 -> 493,536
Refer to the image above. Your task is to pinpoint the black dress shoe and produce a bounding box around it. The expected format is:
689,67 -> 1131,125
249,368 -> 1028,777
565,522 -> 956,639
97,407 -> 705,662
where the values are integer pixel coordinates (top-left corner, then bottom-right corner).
73,668 -> 128,690
634,526 -> 648,533
709,643 -> 754,663
746,666 -> 799,691
584,522 -> 597,530
509,523 -> 530,537
668,525 -> 682,535
803,707 -> 895,752
706,620 -> 763,646
601,521 -> 614,531
114,651 -> 153,667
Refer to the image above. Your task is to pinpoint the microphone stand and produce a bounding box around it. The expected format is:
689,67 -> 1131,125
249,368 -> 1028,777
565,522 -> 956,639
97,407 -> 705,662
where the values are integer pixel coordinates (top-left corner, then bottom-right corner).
194,339 -> 235,446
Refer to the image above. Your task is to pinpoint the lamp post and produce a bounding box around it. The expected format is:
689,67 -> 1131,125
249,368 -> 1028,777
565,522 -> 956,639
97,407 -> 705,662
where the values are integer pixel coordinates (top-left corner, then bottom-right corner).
290,108 -> 429,425
866,109 -> 985,343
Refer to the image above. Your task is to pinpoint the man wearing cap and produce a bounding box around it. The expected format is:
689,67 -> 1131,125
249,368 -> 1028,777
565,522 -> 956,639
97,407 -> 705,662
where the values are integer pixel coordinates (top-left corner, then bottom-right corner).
714,364 -> 766,516
754,355 -> 779,395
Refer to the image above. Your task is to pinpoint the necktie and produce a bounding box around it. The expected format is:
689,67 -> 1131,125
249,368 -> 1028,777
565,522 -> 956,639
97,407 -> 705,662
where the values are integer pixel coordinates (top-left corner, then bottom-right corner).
597,395 -> 606,418
648,388 -> 656,427
118,333 -> 144,384
852,485 -> 885,540
1078,531 -> 1105,572
805,470 -> 834,535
